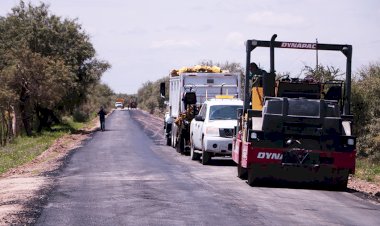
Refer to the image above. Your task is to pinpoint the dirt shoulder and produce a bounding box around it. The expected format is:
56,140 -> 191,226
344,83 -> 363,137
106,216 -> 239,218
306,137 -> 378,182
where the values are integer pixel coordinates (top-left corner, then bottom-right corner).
0,109 -> 379,224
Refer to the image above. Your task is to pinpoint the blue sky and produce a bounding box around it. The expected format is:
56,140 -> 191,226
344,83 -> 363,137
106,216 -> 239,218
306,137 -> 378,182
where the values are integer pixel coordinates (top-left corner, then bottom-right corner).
1,0 -> 379,94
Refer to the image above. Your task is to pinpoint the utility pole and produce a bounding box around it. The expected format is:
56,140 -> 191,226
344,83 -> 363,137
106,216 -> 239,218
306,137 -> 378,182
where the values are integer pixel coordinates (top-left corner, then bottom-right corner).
316,38 -> 319,71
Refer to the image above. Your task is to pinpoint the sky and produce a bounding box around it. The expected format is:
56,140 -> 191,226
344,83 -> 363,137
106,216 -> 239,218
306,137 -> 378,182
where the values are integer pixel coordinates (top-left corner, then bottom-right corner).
0,0 -> 379,94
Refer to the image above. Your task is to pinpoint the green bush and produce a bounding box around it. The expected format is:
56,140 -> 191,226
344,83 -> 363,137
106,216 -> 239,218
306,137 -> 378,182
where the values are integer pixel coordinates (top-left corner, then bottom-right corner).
73,110 -> 89,122
352,62 -> 380,162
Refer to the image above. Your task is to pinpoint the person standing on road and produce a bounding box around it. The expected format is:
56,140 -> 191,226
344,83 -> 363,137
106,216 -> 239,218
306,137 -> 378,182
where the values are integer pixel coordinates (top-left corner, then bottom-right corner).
98,106 -> 106,131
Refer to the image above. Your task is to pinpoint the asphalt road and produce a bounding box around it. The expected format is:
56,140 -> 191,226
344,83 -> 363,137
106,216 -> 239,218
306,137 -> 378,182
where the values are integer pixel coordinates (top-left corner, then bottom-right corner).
36,109 -> 380,226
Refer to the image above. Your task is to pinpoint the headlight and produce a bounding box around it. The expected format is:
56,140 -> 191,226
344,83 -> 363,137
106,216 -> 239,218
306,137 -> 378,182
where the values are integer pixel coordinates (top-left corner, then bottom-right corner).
250,132 -> 258,140
205,127 -> 220,136
347,138 -> 355,146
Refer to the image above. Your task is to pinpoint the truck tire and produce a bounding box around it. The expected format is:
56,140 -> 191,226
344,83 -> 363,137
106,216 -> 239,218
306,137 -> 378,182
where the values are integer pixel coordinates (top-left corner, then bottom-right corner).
165,123 -> 172,146
247,165 -> 260,186
201,150 -> 211,165
334,179 -> 348,191
166,137 -> 171,146
176,134 -> 184,154
333,170 -> 349,191
171,130 -> 176,148
201,138 -> 211,165
237,165 -> 248,179
190,137 -> 200,161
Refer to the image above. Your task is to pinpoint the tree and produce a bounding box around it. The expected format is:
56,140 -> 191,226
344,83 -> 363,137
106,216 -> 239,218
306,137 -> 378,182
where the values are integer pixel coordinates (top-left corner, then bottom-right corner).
301,64 -> 344,82
1,47 -> 74,134
351,62 -> 380,161
74,83 -> 115,122
0,1 -> 110,135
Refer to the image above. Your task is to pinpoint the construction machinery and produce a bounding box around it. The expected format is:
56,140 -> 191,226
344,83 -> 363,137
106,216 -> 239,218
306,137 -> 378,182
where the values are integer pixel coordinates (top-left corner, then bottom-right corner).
232,34 -> 355,189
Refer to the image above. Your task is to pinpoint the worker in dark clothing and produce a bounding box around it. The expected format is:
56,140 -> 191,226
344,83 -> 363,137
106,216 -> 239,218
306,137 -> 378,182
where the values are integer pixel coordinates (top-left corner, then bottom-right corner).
248,62 -> 268,109
249,62 -> 267,87
98,106 -> 106,131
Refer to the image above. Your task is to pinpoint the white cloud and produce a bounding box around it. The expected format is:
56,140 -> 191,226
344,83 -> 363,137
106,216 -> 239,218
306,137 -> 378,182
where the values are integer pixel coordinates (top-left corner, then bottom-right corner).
225,32 -> 245,47
150,39 -> 201,49
247,11 -> 306,27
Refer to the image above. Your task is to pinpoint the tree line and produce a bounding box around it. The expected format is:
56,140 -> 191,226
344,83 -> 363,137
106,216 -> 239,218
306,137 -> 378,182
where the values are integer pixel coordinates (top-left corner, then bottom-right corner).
0,1 -> 114,144
136,61 -> 380,162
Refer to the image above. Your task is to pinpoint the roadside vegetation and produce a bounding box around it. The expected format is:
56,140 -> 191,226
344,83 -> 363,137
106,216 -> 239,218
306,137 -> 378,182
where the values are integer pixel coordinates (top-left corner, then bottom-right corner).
356,159 -> 380,183
0,1 -> 114,173
0,117 -> 86,174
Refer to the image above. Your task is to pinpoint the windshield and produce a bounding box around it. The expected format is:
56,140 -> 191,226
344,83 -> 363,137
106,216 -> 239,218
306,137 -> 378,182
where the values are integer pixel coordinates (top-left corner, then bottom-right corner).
209,105 -> 241,120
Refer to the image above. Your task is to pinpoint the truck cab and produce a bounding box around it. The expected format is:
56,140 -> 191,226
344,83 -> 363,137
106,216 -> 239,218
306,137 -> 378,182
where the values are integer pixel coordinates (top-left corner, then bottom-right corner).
190,97 -> 243,164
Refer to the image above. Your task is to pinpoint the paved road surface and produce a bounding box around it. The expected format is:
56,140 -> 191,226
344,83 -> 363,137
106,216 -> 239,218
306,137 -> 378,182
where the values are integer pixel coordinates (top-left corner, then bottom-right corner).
36,109 -> 380,226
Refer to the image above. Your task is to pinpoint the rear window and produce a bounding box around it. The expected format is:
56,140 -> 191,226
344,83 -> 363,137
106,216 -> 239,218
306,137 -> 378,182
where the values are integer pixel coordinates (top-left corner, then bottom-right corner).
209,105 -> 241,120
288,99 -> 319,117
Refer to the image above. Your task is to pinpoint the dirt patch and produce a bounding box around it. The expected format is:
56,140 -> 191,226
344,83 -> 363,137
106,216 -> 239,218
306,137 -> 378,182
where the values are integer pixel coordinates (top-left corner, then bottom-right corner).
348,176 -> 380,201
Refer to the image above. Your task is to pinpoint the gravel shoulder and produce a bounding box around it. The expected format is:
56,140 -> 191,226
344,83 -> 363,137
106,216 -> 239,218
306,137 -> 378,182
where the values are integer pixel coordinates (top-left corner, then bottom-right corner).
0,109 -> 378,225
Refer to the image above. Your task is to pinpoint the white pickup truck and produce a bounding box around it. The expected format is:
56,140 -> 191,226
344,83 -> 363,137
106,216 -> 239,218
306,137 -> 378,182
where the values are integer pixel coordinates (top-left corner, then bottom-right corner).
190,98 -> 243,164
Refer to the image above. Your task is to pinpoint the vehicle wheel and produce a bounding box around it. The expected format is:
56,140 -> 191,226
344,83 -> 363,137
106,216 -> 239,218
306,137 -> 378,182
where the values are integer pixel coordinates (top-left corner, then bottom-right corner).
171,131 -> 175,148
166,137 -> 171,146
176,134 -> 184,154
334,179 -> 348,191
247,165 -> 259,186
333,170 -> 349,191
201,138 -> 211,165
180,137 -> 186,155
190,137 -> 200,161
202,150 -> 211,165
237,165 -> 248,179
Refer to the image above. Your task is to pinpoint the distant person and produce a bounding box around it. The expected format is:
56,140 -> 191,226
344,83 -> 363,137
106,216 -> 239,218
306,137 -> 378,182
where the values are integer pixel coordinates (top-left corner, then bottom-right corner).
98,106 -> 106,131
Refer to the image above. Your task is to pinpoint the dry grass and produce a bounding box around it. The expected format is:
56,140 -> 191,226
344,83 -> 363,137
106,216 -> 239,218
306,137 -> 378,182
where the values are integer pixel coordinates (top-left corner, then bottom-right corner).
355,158 -> 380,184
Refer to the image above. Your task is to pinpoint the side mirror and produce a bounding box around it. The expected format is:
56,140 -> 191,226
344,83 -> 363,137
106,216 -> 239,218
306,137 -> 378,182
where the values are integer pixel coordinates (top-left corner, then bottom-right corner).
160,82 -> 165,98
195,115 -> 204,122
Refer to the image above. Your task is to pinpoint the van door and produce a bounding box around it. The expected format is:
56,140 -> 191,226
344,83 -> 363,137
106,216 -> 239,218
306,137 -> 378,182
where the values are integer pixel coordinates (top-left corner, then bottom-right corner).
193,103 -> 207,149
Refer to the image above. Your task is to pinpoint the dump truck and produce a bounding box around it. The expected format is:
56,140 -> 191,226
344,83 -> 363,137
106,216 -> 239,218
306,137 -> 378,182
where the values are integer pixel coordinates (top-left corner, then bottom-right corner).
160,65 -> 241,154
232,34 -> 356,190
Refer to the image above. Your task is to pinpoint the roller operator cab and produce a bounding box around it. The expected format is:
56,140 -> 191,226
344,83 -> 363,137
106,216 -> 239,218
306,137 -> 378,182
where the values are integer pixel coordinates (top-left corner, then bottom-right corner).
233,34 -> 356,190
190,97 -> 243,164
